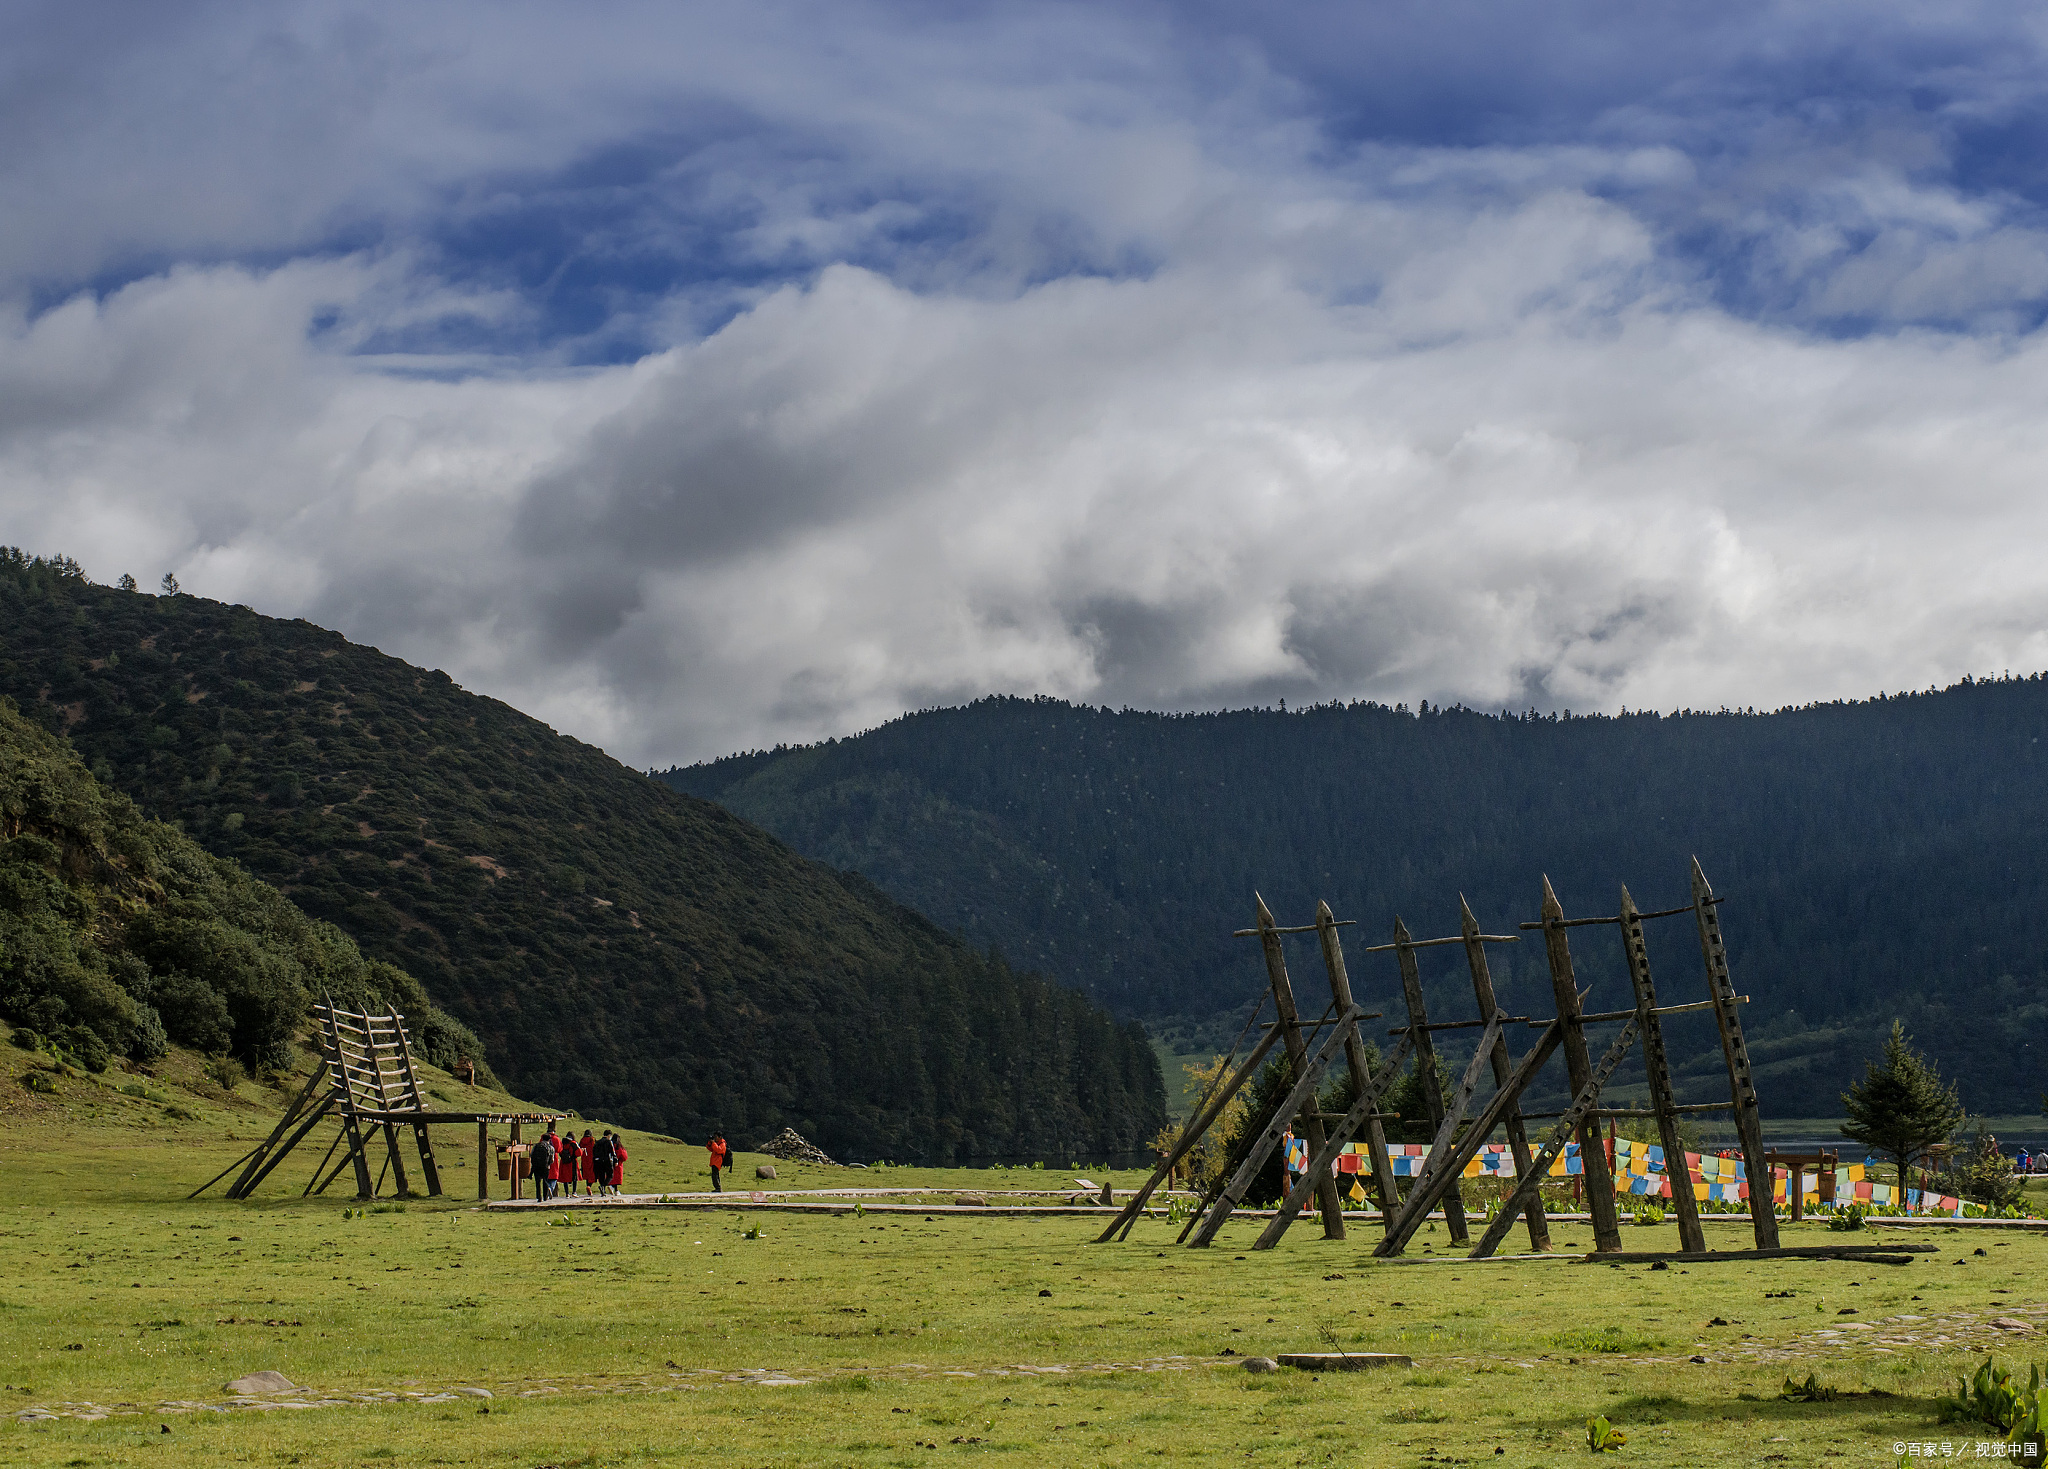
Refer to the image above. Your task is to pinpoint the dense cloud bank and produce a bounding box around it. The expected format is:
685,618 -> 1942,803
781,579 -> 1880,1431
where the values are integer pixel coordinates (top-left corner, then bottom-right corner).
8,1 -> 2048,762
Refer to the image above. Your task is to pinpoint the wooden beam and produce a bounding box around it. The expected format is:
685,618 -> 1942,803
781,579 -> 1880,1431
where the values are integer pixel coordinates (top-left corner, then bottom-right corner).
1462,894 -> 1549,1253
1619,885 -> 1706,1253
390,1012 -> 443,1198
1692,858 -> 1779,1250
324,999 -> 375,1201
1467,1017 -> 1639,1259
1186,1002 -> 1361,1247
227,1098 -> 336,1199
1098,1018 -> 1285,1243
1390,916 -> 1470,1243
1582,1245 -> 1934,1265
1375,1019 -> 1562,1257
1250,1034 -> 1413,1250
224,1062 -> 330,1199
1537,877 -> 1624,1252
1316,900 -> 1401,1229
1252,895 -> 1346,1240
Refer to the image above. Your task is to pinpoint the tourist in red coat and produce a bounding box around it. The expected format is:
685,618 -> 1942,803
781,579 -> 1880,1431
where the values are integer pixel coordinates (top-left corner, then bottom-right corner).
609,1136 -> 627,1194
578,1129 -> 597,1196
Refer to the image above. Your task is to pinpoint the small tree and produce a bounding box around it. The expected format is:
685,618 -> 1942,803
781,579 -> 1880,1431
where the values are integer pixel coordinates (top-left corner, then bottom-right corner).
159,573 -> 179,595
1841,1021 -> 1964,1202
116,573 -> 137,592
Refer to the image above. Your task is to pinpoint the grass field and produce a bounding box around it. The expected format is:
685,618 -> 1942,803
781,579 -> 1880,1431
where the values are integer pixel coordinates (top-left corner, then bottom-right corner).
4,1042 -> 2045,1468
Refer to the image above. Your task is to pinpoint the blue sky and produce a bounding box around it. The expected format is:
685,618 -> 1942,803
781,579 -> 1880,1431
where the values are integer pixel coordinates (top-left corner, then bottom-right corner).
7,1 -> 2048,761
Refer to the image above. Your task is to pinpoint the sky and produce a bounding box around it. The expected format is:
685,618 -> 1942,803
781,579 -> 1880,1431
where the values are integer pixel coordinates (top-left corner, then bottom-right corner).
10,1 -> 2048,765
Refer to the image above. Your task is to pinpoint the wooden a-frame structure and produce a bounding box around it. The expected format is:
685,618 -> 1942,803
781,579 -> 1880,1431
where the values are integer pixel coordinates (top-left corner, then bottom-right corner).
194,1001 -> 553,1202
1100,858 -> 1783,1259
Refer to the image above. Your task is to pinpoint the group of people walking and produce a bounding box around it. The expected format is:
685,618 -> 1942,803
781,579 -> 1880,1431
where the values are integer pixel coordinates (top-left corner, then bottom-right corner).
529,1125 -> 627,1199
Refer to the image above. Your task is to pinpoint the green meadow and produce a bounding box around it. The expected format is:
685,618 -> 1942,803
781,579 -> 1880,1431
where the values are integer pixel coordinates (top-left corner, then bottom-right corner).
4,1045 -> 2046,1468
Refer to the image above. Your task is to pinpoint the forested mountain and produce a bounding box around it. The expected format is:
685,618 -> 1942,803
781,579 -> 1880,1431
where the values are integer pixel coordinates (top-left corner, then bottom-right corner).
0,552 -> 1164,1161
665,686 -> 2048,1117
0,698 -> 481,1078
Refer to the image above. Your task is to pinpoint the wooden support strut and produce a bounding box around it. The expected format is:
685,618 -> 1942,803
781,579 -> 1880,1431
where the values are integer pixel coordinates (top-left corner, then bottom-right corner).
1537,877 -> 1624,1253
1317,900 -> 1401,1229
1186,1003 -> 1362,1248
1251,1032 -> 1412,1250
227,1098 -> 337,1200
1462,894 -> 1550,1253
1692,858 -> 1779,1250
1619,885 -> 1706,1253
1376,1018 -> 1569,1256
1390,916 -> 1471,1243
1468,1017 -> 1640,1259
1098,1018 -> 1286,1244
391,1014 -> 443,1198
222,1062 -> 330,1199
324,1000 -> 376,1201
1252,895 -> 1347,1240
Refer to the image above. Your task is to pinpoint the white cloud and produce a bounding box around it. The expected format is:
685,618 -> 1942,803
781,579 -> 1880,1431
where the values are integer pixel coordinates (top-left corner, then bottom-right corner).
8,3 -> 2048,764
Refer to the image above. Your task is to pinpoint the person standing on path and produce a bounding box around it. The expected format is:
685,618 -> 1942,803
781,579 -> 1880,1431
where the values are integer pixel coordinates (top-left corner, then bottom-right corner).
532,1128 -> 559,1202
708,1134 -> 730,1192
609,1134 -> 628,1195
578,1129 -> 598,1196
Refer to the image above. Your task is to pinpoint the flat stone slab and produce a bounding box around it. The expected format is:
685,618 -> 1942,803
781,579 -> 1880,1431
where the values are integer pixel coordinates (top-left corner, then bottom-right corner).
225,1371 -> 297,1395
1276,1353 -> 1412,1372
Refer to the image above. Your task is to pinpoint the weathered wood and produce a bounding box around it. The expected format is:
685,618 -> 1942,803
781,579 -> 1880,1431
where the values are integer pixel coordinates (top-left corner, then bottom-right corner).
1467,1016 -> 1638,1258
391,1016 -> 443,1198
223,1063 -> 329,1199
227,1098 -> 336,1199
1363,933 -> 1519,952
1462,894 -> 1549,1253
477,1120 -> 490,1202
1691,858 -> 1778,1250
1099,1018 -> 1285,1243
303,1123 -> 347,1197
1187,1003 -> 1361,1247
1253,895 -> 1346,1240
1390,916 -> 1470,1242
1275,1353 -> 1412,1371
1233,920 -> 1358,936
1376,1019 -> 1567,1256
1619,885 -> 1706,1253
1582,1245 -> 1934,1265
1251,1033 -> 1413,1249
1537,877 -> 1623,1252
187,1142 -> 267,1201
324,999 -> 376,1201
1316,900 -> 1400,1227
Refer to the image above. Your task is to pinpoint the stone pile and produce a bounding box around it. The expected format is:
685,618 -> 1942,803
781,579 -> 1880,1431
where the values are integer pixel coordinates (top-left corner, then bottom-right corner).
757,1128 -> 838,1166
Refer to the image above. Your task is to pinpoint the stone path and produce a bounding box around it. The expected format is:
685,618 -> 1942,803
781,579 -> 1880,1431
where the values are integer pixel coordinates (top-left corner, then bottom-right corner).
10,1355 -> 1226,1424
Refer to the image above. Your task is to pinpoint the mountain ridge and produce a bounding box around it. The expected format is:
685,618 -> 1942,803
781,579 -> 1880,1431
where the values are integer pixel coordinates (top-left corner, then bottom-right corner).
664,684 -> 2048,1117
0,552 -> 1165,1160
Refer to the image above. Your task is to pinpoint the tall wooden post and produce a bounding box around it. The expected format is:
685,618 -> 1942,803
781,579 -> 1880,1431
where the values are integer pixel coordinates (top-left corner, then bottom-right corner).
1459,896 -> 1549,1252
1537,878 -> 1623,1253
324,1002 -> 376,1201
1392,917 -> 1469,1242
1255,896 -> 1346,1239
1691,858 -> 1779,1249
477,1120 -> 489,1201
509,1119 -> 524,1201
1316,900 -> 1399,1226
1618,886 -> 1707,1253
391,1014 -> 443,1197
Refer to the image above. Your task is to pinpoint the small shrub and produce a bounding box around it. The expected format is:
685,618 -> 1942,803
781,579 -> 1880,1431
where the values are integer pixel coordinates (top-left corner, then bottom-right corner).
1631,1204 -> 1665,1226
1936,1357 -> 2046,1454
1550,1326 -> 1662,1354
202,1053 -> 244,1091
1827,1205 -> 1868,1232
1781,1373 -> 1840,1403
1587,1415 -> 1627,1452
22,1071 -> 57,1094
8,1027 -> 39,1051
162,1103 -> 197,1120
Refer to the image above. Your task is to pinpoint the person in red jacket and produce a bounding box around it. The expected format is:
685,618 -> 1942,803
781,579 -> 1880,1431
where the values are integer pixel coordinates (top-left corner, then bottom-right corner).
707,1134 -> 730,1192
577,1129 -> 597,1196
609,1135 -> 627,1195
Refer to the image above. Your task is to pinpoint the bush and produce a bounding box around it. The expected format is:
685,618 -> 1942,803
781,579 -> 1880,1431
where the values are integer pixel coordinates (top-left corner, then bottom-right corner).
58,1024 -> 109,1073
9,1026 -> 38,1050
1827,1204 -> 1868,1232
127,1002 -> 169,1063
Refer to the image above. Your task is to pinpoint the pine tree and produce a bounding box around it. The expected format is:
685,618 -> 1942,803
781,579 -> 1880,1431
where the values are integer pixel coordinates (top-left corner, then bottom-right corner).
1841,1021 -> 1964,1201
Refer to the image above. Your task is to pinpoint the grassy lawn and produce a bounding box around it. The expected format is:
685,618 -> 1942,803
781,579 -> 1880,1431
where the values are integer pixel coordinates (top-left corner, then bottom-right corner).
4,1045 -> 2045,1467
